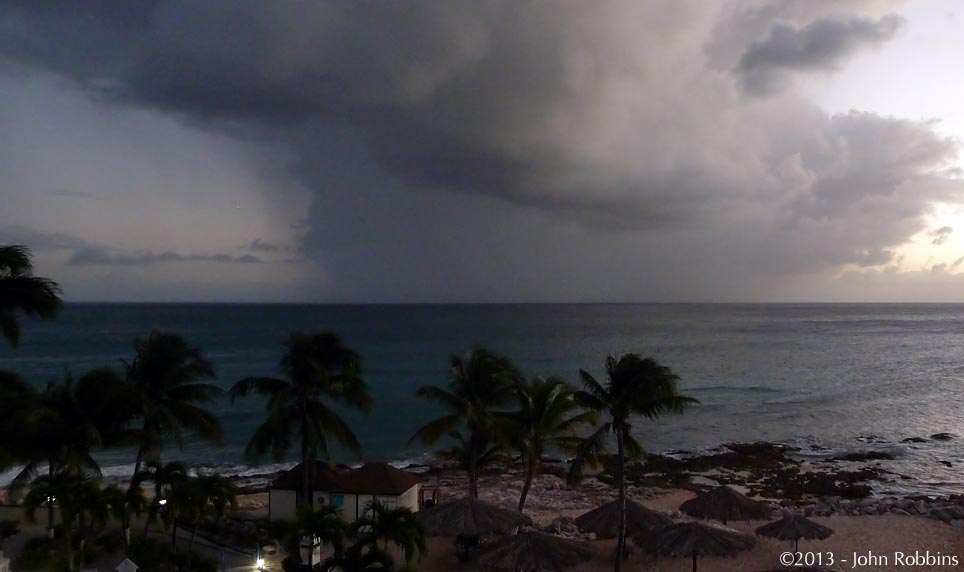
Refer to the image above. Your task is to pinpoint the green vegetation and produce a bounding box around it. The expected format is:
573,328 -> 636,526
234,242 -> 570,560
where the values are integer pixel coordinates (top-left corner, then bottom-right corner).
503,376 -> 597,511
229,332 -> 372,510
410,347 -> 520,498
0,244 -> 61,348
1,241 -> 704,572
567,354 -> 697,572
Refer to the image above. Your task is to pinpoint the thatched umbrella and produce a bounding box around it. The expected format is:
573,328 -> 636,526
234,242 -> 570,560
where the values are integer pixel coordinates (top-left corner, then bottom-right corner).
755,513 -> 834,552
679,485 -> 769,524
635,521 -> 756,572
476,531 -> 597,572
575,499 -> 672,539
417,497 -> 532,536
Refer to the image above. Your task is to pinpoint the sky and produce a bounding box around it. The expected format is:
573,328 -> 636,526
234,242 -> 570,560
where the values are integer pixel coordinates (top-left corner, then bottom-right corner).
1,0 -> 964,302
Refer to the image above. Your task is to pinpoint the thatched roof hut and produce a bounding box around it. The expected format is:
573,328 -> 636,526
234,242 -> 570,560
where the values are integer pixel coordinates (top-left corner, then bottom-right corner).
635,521 -> 756,572
574,499 -> 672,538
755,513 -> 834,552
679,485 -> 769,524
476,531 -> 597,572
417,497 -> 532,536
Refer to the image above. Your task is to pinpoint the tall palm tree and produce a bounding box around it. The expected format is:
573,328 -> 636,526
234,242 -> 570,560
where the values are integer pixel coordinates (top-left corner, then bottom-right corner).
229,331 -> 371,507
505,377 -> 597,512
0,370 -> 35,470
0,244 -> 62,348
10,368 -> 124,534
296,504 -> 349,569
568,354 -> 697,572
353,502 -> 427,568
23,472 -> 101,572
410,347 -> 520,498
137,460 -> 189,539
185,474 -> 238,569
121,331 -> 224,541
101,484 -> 147,552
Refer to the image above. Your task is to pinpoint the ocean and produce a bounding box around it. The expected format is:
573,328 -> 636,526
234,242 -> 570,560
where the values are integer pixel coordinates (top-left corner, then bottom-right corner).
2,303 -> 964,495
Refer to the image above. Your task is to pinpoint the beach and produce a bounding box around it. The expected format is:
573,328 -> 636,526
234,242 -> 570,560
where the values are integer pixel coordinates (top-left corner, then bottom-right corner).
239,461 -> 964,572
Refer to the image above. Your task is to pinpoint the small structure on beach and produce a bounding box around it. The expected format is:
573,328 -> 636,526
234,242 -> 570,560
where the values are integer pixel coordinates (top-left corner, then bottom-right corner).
755,513 -> 834,552
476,530 -> 597,572
418,497 -> 532,537
268,460 -> 343,521
575,498 -> 672,538
635,521 -> 755,572
269,461 -> 421,522
679,485 -> 769,524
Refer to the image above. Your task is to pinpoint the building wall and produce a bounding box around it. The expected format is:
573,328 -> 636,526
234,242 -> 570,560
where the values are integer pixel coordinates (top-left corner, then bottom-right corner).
398,484 -> 420,512
269,489 -> 298,521
312,490 -> 330,508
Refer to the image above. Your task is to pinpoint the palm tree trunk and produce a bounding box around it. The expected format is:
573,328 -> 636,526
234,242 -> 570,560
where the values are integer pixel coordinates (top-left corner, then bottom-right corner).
468,449 -> 479,499
142,505 -> 152,538
692,554 -> 698,572
47,463 -> 55,538
518,453 -> 537,512
614,427 -> 626,572
301,441 -> 313,507
171,519 -> 177,550
186,523 -> 199,570
125,445 -> 146,551
62,522 -> 74,572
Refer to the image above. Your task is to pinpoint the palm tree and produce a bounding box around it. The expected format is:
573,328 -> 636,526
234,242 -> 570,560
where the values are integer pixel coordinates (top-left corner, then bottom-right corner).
185,474 -> 238,569
0,370 -> 35,470
101,484 -> 147,552
0,244 -> 61,348
568,354 -> 697,572
296,504 -> 349,569
505,377 -> 597,512
121,331 -> 224,541
229,332 -> 371,508
23,472 -> 101,572
410,347 -> 520,498
352,502 -> 427,567
136,460 -> 189,539
10,368 -> 124,535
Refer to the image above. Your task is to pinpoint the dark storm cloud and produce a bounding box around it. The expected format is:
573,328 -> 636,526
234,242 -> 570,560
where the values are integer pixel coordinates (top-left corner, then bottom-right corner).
0,0 -> 960,301
736,14 -> 905,93
0,226 -> 261,267
66,247 -> 262,266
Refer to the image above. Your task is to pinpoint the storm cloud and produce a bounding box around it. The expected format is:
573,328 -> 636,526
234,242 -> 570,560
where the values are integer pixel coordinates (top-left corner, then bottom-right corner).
0,0 -> 962,301
736,13 -> 905,93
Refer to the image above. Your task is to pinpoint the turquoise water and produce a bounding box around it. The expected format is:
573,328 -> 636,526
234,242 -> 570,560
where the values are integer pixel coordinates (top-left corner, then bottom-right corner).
2,303 -> 964,494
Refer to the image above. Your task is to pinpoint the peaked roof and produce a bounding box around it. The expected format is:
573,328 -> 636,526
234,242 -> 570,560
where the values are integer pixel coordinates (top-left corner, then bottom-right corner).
418,497 -> 532,536
271,461 -> 343,491
331,462 -> 421,495
679,485 -> 769,522
575,498 -> 673,538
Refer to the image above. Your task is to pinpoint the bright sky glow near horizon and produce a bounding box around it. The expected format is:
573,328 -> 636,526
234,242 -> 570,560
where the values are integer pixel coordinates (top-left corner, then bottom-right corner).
2,0 -> 964,302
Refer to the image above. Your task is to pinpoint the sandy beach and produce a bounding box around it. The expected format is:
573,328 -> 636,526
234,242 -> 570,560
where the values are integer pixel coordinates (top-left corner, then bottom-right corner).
214,450 -> 964,572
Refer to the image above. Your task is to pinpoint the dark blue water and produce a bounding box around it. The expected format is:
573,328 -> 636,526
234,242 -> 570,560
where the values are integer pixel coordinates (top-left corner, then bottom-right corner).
3,303 -> 964,494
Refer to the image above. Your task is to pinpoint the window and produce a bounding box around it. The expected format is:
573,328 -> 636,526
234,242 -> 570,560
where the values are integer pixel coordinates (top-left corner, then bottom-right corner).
375,496 -> 398,509
332,495 -> 345,507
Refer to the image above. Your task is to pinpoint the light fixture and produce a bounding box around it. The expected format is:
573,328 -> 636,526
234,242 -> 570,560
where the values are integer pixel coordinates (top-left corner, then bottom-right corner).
255,557 -> 265,570
158,499 -> 168,506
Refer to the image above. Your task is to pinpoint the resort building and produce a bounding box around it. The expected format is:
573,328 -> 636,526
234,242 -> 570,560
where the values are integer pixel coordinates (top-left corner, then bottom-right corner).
268,461 -> 424,522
